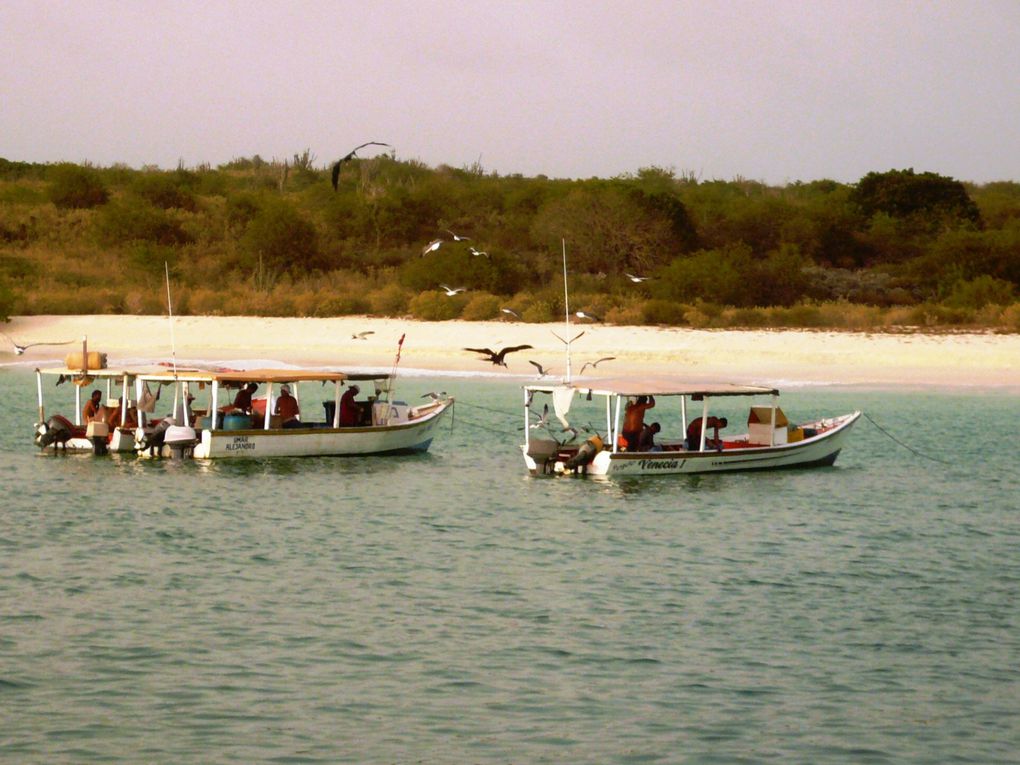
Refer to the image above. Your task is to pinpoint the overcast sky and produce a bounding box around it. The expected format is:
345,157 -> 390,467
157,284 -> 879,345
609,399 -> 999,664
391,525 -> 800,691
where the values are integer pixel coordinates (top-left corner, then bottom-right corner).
3,1 -> 1018,184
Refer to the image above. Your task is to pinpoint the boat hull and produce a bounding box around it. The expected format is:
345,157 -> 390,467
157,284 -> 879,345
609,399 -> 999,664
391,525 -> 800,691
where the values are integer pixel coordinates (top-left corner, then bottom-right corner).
525,412 -> 860,477
175,401 -> 452,459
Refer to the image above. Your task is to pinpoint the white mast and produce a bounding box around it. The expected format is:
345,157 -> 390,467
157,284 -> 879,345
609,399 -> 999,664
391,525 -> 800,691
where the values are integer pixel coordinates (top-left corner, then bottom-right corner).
562,238 -> 572,383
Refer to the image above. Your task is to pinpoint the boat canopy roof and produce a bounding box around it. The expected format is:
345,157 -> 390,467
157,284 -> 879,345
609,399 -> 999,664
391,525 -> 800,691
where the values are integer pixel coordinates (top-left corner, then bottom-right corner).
133,367 -> 350,384
135,367 -> 396,385
41,363 -> 390,386
525,376 -> 780,398
36,364 -> 191,379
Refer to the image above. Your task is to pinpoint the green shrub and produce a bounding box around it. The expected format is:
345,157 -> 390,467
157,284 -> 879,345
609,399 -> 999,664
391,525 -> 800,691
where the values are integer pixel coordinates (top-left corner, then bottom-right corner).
408,290 -> 465,320
367,284 -> 410,315
314,294 -> 371,317
133,173 -> 198,211
641,299 -> 688,325
241,199 -> 320,273
461,293 -> 500,320
95,199 -> 193,246
47,164 -> 109,209
945,275 -> 1015,309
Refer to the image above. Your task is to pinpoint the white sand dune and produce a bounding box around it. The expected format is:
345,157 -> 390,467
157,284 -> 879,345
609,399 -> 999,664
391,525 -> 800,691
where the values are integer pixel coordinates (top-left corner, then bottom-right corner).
3,315 -> 1019,389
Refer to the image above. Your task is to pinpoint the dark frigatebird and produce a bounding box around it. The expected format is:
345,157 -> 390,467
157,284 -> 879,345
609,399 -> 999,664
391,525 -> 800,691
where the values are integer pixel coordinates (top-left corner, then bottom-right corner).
464,344 -> 533,368
331,141 -> 391,190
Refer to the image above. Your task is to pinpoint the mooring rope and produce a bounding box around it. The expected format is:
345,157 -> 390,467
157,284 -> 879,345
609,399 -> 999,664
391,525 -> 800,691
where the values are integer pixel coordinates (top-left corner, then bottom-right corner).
862,411 -> 952,465
454,400 -> 521,421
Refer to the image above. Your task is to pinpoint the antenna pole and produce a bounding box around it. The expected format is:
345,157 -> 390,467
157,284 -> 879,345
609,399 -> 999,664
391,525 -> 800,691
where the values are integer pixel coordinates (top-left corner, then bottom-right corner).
165,261 -> 178,379
562,239 -> 572,382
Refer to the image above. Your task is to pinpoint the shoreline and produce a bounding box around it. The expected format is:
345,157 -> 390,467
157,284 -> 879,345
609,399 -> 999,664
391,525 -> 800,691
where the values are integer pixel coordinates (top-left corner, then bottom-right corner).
3,314 -> 1019,391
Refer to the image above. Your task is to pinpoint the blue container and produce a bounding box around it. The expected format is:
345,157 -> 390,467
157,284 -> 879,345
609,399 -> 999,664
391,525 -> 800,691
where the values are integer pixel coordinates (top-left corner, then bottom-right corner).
223,414 -> 251,431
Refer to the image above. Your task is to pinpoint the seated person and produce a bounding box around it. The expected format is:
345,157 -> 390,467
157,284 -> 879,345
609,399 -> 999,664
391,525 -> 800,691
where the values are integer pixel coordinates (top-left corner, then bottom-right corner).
82,389 -> 102,423
686,416 -> 728,451
221,382 -> 258,414
274,384 -> 301,428
339,384 -> 361,426
636,422 -> 662,452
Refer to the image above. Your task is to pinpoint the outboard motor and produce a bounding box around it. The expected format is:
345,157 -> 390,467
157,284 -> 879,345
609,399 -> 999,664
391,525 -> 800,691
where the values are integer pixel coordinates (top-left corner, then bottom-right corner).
138,417 -> 174,456
164,425 -> 199,460
564,434 -> 604,472
36,415 -> 73,451
85,420 -> 109,455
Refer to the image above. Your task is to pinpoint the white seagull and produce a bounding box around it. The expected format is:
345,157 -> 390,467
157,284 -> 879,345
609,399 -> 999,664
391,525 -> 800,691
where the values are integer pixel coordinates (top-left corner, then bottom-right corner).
421,238 -> 443,256
500,307 -> 521,320
575,310 -> 603,323
445,229 -> 471,241
528,360 -> 554,378
351,331 -> 374,340
421,391 -> 447,401
529,403 -> 550,430
439,284 -> 466,296
625,273 -> 653,283
579,357 -> 616,375
1,333 -> 74,356
469,247 -> 489,258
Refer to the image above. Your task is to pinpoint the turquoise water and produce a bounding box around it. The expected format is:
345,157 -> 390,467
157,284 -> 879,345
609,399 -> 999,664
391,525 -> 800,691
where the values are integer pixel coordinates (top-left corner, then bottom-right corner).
2,367 -> 1019,764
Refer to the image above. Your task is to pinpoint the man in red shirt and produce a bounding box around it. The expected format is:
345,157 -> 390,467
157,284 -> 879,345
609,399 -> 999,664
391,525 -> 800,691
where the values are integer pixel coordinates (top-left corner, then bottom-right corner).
274,384 -> 301,427
339,384 -> 361,426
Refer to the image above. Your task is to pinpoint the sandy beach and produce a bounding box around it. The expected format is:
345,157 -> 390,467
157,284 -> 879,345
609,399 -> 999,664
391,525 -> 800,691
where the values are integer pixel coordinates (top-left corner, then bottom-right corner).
3,314 -> 1019,390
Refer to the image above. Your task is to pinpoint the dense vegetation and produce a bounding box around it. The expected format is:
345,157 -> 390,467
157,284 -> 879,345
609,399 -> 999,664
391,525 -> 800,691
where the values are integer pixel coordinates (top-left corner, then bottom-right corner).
1,154 -> 1018,330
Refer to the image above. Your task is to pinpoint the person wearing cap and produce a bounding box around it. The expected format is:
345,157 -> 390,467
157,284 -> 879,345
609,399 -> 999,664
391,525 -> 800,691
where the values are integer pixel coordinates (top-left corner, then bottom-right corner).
339,383 -> 361,426
274,383 -> 301,427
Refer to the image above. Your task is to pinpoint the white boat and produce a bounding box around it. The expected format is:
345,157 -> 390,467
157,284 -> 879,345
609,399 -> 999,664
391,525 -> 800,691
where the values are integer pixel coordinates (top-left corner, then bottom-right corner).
521,377 -> 860,477
34,362 -> 153,455
133,367 -> 453,459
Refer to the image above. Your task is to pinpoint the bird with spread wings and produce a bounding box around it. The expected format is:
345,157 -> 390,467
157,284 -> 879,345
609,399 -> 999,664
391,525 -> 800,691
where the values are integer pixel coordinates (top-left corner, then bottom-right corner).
1,333 -> 74,356
464,344 -> 533,368
331,141 -> 391,190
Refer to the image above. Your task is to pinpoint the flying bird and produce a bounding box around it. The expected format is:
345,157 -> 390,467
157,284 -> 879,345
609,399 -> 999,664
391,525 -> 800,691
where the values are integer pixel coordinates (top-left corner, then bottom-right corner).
500,307 -> 521,320
1,333 -> 74,356
331,141 -> 391,190
575,310 -> 603,323
351,331 -> 374,340
445,229 -> 471,241
421,238 -> 443,256
529,403 -> 550,430
421,391 -> 447,401
579,356 -> 616,375
464,344 -> 533,368
439,284 -> 466,296
625,273 -> 653,283
469,247 -> 489,258
528,360 -> 554,378
551,330 -> 585,345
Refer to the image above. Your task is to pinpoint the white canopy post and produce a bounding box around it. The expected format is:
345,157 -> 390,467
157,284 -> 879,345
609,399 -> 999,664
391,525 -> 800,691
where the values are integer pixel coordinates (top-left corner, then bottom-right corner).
210,381 -> 219,430
681,396 -> 688,434
523,388 -> 532,450
612,395 -> 623,453
135,377 -> 145,429
36,370 -> 44,423
769,394 -> 778,447
75,385 -> 82,426
264,382 -> 273,430
333,381 -> 341,428
120,374 -> 129,425
292,381 -> 301,423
